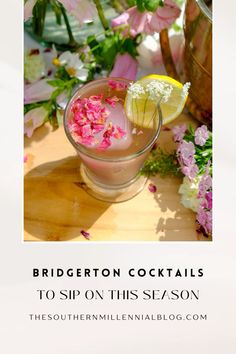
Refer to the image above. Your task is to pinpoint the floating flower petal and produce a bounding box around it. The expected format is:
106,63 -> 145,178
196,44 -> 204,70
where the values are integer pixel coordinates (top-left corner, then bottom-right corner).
148,183 -> 157,193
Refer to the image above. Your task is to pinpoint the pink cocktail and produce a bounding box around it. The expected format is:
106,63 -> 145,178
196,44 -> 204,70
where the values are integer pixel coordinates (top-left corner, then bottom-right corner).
64,78 -> 162,202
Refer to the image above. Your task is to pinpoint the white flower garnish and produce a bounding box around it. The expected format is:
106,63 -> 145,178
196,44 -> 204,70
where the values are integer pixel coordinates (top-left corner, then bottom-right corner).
145,81 -> 173,103
182,82 -> 191,99
128,83 -> 145,98
178,176 -> 200,212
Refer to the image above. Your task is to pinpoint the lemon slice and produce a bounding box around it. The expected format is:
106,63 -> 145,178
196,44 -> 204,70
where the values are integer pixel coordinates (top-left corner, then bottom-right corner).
124,74 -> 189,128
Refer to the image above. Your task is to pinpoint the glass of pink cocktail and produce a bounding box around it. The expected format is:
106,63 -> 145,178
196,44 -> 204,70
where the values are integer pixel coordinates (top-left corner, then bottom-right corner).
64,77 -> 162,202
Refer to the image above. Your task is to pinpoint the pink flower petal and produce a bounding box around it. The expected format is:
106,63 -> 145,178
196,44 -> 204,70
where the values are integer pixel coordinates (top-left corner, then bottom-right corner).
111,12 -> 137,37
58,0 -> 97,26
110,53 -> 138,81
108,80 -> 128,91
24,78 -> 54,104
111,12 -> 129,28
162,126 -> 171,131
113,126 -> 126,139
24,154 -> 28,163
105,96 -> 119,107
89,94 -> 103,102
97,137 -> 112,150
148,183 -> 157,193
80,230 -> 90,240
147,0 -> 181,33
127,6 -> 149,35
127,1 -> 180,35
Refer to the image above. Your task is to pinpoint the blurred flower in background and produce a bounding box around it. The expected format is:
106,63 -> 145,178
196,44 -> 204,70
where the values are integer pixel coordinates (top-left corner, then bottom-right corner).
58,0 -> 97,25
24,106 -> 48,138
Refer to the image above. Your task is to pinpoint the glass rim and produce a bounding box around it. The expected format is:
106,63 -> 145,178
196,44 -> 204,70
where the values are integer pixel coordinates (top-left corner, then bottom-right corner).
63,77 -> 162,163
196,0 -> 212,22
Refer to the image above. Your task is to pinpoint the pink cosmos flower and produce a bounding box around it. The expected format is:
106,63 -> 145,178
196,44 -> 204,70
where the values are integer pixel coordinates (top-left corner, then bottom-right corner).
194,125 -> 209,146
172,124 -> 187,142
126,0 -> 180,35
24,106 -> 48,138
58,0 -> 97,26
24,0 -> 37,21
109,53 -> 138,81
24,78 -> 54,104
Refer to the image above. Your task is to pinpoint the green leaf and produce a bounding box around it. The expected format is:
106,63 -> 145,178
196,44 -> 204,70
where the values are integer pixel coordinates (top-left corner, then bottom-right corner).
121,38 -> 138,58
24,102 -> 47,115
100,35 -> 119,70
136,0 -> 146,12
50,87 -> 65,101
172,23 -> 181,32
47,79 -> 65,88
141,148 -> 182,177
144,0 -> 161,12
54,66 -> 71,80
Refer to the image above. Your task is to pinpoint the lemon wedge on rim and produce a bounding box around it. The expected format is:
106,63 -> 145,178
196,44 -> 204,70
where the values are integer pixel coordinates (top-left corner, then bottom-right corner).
124,74 -> 190,128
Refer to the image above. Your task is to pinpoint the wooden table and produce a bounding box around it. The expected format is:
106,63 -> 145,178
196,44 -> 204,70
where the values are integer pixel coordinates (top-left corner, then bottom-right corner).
24,113 -> 210,242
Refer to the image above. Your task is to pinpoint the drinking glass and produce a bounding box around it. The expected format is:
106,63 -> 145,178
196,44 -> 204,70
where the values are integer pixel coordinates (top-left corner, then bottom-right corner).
64,78 -> 162,202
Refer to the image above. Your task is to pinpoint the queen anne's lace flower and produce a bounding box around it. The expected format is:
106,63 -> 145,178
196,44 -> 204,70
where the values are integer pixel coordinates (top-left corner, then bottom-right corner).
181,82 -> 191,99
128,83 -> 145,99
146,81 -> 173,102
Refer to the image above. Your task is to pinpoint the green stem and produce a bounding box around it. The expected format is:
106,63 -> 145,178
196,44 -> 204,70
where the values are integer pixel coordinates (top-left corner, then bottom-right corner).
60,4 -> 78,48
32,0 -> 48,37
142,95 -> 149,127
93,0 -> 109,30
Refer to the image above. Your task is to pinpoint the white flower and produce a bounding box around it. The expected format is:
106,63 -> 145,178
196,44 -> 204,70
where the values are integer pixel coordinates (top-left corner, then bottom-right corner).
24,50 -> 46,83
128,83 -> 145,98
181,82 -> 191,99
145,80 -> 173,102
58,51 -> 88,81
178,176 -> 201,212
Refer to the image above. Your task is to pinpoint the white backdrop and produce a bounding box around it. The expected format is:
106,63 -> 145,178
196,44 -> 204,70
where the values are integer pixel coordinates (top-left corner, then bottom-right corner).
0,1 -> 236,353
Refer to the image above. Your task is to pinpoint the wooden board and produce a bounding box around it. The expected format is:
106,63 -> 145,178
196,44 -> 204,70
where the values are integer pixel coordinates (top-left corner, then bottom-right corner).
24,113 -> 211,242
